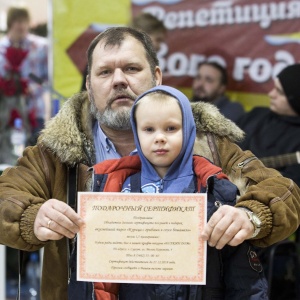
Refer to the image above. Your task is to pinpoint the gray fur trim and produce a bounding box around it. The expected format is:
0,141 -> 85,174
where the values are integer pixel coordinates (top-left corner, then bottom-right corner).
38,92 -> 95,166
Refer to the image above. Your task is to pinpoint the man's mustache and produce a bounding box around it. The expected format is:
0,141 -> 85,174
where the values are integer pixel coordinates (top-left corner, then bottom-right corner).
108,89 -> 137,106
194,87 -> 206,94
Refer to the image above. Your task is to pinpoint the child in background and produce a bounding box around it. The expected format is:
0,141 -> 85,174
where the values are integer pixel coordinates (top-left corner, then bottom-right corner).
92,85 -> 268,299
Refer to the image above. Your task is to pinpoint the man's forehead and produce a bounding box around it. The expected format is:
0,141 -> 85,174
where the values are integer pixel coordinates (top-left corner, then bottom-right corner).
92,36 -> 148,65
97,35 -> 141,51
199,65 -> 219,75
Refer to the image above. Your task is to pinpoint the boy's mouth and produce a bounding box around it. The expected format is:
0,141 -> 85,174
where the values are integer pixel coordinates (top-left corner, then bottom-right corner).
154,149 -> 168,155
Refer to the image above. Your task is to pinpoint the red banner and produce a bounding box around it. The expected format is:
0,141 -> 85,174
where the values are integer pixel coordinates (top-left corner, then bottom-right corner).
132,0 -> 300,94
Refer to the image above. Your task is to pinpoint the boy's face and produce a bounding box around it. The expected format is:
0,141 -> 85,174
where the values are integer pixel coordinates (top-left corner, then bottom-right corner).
135,95 -> 183,178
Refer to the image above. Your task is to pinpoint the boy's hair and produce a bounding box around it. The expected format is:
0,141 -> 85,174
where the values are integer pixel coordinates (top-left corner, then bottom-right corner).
7,7 -> 30,30
87,27 -> 159,80
129,13 -> 167,35
135,90 -> 178,107
134,91 -> 180,120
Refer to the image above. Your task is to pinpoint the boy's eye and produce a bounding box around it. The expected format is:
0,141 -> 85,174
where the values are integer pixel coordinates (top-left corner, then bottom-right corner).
167,126 -> 176,131
144,127 -> 154,132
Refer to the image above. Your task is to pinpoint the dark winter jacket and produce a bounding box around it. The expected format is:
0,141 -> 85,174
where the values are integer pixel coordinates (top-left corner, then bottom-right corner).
237,107 -> 300,186
212,95 -> 245,124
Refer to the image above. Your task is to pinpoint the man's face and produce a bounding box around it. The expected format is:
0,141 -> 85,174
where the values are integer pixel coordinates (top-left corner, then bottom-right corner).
269,78 -> 297,116
87,35 -> 162,130
9,19 -> 30,42
192,65 -> 225,103
136,95 -> 183,178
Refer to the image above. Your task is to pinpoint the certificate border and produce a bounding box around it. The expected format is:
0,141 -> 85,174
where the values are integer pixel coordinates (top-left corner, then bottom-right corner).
77,192 -> 207,284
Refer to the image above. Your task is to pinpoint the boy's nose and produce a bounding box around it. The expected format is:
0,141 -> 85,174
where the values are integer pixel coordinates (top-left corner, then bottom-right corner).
155,133 -> 167,144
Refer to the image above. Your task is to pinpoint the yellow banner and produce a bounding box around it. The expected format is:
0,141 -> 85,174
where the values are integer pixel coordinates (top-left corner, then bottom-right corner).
52,0 -> 131,98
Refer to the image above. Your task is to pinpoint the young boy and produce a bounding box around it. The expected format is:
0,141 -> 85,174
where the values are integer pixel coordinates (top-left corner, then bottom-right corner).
87,85 -> 268,299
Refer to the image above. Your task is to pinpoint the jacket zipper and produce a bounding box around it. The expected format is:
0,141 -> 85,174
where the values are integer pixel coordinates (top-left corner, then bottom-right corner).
159,179 -> 164,193
237,156 -> 256,168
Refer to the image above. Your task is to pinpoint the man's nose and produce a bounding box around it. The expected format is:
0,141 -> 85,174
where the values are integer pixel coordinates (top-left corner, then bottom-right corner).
112,69 -> 128,88
193,78 -> 203,89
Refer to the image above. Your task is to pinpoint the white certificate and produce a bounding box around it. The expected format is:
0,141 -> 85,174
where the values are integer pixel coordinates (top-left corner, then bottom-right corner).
77,192 -> 207,284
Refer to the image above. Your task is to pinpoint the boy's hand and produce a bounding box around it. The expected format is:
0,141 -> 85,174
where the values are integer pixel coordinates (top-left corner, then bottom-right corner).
201,205 -> 254,249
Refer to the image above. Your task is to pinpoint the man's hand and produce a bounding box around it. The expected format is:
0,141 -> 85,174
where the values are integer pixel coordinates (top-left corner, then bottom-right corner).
34,199 -> 84,241
201,205 -> 254,249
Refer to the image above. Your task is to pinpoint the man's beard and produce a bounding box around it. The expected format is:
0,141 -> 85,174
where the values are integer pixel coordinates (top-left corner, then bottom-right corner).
88,77 -> 157,131
191,95 -> 209,103
191,91 -> 220,103
90,94 -> 133,131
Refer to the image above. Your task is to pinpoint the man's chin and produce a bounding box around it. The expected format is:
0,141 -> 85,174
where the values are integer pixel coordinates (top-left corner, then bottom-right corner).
110,105 -> 132,114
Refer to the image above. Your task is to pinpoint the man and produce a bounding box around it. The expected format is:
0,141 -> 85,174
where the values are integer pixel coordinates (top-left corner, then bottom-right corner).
191,62 -> 244,123
0,27 -> 299,299
0,7 -> 48,163
237,64 -> 300,186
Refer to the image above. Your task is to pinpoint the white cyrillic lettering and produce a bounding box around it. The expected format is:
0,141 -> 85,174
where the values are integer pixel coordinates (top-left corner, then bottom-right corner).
233,57 -> 251,81
249,58 -> 272,83
167,53 -> 189,76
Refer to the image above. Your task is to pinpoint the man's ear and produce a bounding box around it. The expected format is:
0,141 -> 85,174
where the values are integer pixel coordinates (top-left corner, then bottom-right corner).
154,66 -> 163,85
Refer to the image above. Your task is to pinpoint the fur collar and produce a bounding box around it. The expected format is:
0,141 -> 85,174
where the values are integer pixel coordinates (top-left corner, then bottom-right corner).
38,92 -> 244,166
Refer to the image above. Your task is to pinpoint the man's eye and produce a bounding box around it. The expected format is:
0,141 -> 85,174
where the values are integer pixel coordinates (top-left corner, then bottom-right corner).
126,66 -> 138,72
99,70 -> 111,76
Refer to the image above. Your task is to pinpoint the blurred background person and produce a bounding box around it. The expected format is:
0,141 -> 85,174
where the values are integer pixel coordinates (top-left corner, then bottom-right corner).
0,6 -> 48,164
191,62 -> 245,123
129,12 -> 167,52
236,64 -> 300,300
237,63 -> 300,186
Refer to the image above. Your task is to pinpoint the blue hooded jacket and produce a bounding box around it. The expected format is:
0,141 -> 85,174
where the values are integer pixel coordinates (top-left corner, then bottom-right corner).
122,85 -> 196,193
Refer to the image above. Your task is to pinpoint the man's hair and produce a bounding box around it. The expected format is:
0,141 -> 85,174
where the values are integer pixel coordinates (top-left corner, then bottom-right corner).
129,13 -> 167,35
198,62 -> 228,85
7,7 -> 30,30
86,27 -> 159,78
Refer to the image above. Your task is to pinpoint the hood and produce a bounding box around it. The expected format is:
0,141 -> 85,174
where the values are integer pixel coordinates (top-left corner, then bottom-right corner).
130,85 -> 196,192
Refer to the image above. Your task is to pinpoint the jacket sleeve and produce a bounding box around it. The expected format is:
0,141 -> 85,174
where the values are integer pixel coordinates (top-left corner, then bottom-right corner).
0,145 -> 65,251
216,136 -> 300,247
